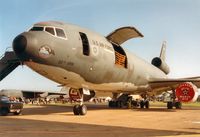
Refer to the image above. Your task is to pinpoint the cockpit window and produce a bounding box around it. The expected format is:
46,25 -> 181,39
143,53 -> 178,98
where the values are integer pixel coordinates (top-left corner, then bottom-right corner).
30,26 -> 44,31
56,28 -> 66,38
45,27 -> 55,35
29,26 -> 67,40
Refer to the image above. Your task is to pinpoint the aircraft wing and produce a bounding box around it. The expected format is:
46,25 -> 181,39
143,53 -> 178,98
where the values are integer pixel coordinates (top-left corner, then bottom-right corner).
106,26 -> 144,45
22,91 -> 45,98
47,92 -> 67,96
148,77 -> 200,94
94,78 -> 200,95
0,51 -> 20,81
0,89 -> 67,98
22,90 -> 67,98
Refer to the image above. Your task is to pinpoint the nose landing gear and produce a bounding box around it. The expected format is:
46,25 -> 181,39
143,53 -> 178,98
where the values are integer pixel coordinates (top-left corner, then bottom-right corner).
69,88 -> 89,116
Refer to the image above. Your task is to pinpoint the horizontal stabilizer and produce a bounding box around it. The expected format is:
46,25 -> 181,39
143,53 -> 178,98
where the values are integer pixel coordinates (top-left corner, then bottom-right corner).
0,51 -> 20,81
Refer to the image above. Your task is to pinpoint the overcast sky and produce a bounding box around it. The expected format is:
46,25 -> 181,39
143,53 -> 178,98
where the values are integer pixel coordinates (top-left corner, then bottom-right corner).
1,0 -> 200,91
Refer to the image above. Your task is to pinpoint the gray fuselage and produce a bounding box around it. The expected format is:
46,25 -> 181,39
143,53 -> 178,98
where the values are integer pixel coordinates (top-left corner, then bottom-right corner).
13,21 -> 167,92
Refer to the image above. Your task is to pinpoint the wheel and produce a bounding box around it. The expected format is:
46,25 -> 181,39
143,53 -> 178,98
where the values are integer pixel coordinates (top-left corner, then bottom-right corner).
167,102 -> 173,109
140,101 -> 144,108
144,101 -> 149,109
175,102 -> 182,109
0,108 -> 9,116
108,101 -> 113,107
108,101 -> 116,108
14,110 -> 22,115
73,105 -> 80,115
109,101 -> 119,108
79,105 -> 87,115
117,101 -> 123,108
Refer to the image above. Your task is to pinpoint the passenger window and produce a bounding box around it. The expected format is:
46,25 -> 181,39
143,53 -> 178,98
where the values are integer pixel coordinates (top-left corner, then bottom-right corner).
30,27 -> 44,31
56,28 -> 66,38
45,27 -> 55,35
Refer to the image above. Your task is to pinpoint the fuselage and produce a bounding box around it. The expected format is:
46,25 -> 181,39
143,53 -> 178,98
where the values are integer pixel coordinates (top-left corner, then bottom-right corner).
13,21 -> 167,92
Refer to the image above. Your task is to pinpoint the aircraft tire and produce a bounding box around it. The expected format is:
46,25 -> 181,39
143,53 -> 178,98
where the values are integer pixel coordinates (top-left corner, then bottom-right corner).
117,101 -> 123,108
73,105 -> 80,115
108,101 -> 115,108
167,102 -> 173,109
79,105 -> 87,115
175,102 -> 182,109
108,101 -> 112,107
144,101 -> 149,109
140,101 -> 144,108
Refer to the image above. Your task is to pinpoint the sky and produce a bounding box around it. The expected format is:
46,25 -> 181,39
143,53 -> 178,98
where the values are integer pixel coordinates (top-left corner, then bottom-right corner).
1,0 -> 200,91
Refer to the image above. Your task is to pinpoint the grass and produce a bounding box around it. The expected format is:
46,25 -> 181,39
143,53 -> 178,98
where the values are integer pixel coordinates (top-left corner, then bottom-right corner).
151,101 -> 200,107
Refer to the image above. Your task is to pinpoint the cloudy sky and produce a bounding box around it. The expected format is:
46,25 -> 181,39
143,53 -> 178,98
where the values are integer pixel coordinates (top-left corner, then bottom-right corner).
0,0 -> 200,91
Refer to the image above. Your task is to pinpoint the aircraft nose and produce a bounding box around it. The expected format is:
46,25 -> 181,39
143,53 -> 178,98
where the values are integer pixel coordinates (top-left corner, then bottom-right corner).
13,35 -> 27,54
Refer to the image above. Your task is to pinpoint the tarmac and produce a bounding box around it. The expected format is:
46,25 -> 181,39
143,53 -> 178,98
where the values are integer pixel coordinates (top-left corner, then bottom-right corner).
0,103 -> 200,137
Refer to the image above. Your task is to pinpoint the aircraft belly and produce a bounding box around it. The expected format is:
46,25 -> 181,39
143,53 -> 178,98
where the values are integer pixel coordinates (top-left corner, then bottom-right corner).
25,61 -> 147,92
25,61 -> 85,88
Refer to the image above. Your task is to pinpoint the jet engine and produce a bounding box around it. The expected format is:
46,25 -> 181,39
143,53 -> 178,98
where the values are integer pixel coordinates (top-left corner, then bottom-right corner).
175,82 -> 198,102
151,57 -> 170,74
69,88 -> 95,102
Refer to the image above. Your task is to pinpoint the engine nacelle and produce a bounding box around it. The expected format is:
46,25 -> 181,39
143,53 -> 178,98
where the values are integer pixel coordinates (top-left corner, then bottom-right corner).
69,88 -> 95,102
176,82 -> 198,102
151,57 -> 170,74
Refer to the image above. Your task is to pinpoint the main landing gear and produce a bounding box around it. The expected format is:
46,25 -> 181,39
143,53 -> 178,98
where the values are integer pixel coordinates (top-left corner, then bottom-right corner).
108,93 -> 134,108
140,100 -> 150,109
108,93 -> 150,109
167,101 -> 182,109
166,90 -> 182,109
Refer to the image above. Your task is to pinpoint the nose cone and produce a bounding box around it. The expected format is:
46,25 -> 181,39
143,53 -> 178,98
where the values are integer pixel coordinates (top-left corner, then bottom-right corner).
13,35 -> 27,54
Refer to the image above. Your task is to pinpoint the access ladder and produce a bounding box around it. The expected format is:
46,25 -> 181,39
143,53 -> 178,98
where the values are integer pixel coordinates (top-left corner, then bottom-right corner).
0,51 -> 20,81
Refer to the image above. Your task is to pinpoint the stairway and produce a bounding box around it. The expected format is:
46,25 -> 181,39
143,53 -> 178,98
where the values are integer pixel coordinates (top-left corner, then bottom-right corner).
0,51 -> 20,81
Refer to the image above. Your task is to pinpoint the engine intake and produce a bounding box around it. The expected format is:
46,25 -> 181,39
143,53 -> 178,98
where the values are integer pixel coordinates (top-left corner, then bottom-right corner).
176,82 -> 198,102
151,57 -> 170,74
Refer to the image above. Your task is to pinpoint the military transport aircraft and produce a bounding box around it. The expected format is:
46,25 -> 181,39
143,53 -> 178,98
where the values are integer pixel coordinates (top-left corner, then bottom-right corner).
1,21 -> 200,115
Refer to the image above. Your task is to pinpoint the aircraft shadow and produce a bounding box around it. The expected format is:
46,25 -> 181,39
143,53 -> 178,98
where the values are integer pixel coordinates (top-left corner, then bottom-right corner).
21,105 -> 74,115
0,116 -> 199,137
13,104 -> 111,115
132,108 -> 177,112
14,104 -> 200,115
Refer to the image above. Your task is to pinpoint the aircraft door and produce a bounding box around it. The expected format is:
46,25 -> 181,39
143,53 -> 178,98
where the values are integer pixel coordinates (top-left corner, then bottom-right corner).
112,43 -> 128,68
79,32 -> 90,56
